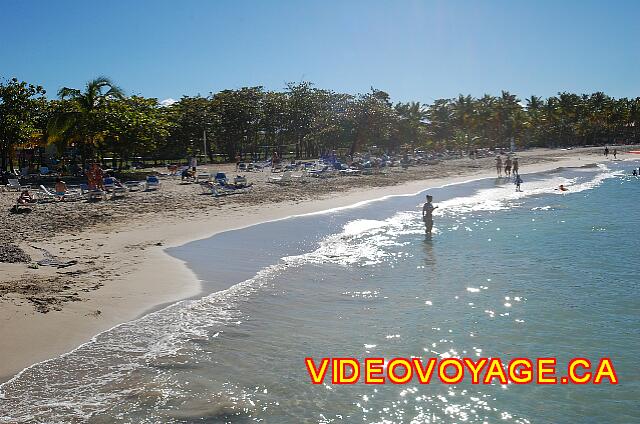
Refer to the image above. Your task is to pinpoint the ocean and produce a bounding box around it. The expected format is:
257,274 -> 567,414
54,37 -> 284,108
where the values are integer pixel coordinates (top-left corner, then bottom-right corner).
1,161 -> 638,423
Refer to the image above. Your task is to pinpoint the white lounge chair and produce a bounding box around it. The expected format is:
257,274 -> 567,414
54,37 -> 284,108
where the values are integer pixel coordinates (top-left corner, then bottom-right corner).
38,185 -> 81,202
200,181 -> 250,197
268,171 -> 292,183
195,172 -> 211,182
103,177 -> 127,197
6,179 -> 28,192
339,168 -> 362,176
124,181 -> 144,191
307,166 -> 332,178
144,175 -> 161,190
233,175 -> 248,186
80,184 -> 106,201
38,185 -> 59,202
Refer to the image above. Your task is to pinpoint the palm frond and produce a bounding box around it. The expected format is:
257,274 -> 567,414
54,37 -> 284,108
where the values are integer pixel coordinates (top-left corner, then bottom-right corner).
57,87 -> 81,99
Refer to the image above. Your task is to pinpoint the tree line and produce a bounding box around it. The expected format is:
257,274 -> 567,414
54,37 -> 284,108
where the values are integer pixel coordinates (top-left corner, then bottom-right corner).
1,76 -> 639,171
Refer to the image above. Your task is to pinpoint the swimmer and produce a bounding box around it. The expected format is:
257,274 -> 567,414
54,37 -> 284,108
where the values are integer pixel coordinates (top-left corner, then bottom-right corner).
422,194 -> 438,235
557,184 -> 568,191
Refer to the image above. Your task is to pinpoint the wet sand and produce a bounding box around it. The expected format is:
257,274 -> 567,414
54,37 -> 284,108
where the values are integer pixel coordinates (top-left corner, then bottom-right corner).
0,146 -> 634,380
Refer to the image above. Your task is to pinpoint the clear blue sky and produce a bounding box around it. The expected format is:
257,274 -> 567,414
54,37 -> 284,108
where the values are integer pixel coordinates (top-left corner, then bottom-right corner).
1,0 -> 638,103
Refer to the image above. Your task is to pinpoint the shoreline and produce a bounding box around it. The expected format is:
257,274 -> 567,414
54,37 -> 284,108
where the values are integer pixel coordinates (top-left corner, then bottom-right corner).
0,149 -> 636,382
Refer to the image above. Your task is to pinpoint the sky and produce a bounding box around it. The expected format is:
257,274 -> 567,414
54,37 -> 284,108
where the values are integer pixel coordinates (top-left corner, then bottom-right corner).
1,0 -> 639,104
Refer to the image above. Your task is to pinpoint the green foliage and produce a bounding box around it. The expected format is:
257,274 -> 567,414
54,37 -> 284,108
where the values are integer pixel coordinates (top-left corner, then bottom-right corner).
102,96 -> 173,163
0,77 -> 47,169
48,76 -> 125,161
3,75 -> 640,171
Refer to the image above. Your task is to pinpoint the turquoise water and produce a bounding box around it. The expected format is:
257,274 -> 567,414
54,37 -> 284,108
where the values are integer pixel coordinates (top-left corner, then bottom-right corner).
0,162 -> 638,423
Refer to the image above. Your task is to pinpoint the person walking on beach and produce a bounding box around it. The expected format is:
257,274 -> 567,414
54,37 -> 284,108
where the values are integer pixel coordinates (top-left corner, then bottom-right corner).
512,158 -> 519,175
515,174 -> 523,192
613,149 -> 617,159
504,156 -> 512,178
422,194 -> 438,235
604,146 -> 609,157
496,156 -> 503,177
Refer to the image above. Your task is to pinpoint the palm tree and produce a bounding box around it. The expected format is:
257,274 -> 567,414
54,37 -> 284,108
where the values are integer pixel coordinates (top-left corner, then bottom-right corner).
496,91 -> 522,148
474,94 -> 498,148
48,76 -> 124,163
523,95 -> 544,147
395,101 -> 427,150
426,99 -> 455,151
451,94 -> 476,152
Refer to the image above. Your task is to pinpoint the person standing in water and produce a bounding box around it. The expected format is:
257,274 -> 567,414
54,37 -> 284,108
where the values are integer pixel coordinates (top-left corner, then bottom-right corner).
504,156 -> 512,178
495,155 -> 503,177
613,149 -> 617,159
515,174 -> 523,192
422,194 -> 438,235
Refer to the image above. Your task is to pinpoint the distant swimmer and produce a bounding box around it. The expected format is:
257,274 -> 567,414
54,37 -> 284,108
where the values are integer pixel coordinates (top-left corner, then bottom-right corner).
496,155 -> 503,177
556,184 -> 569,191
633,169 -> 638,177
422,194 -> 438,235
515,174 -> 523,192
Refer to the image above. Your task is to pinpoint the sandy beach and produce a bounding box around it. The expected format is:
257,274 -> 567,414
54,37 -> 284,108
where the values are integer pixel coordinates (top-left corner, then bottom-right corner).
0,146 -> 636,381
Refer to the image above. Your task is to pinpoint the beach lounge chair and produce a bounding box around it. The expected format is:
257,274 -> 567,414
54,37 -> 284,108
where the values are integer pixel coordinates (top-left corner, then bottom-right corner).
61,186 -> 82,201
199,181 -> 213,194
37,185 -> 81,202
339,168 -> 362,176
38,185 -> 59,202
214,172 -> 228,185
195,171 -> 211,182
103,177 -> 128,197
144,175 -> 161,191
125,181 -> 144,191
6,179 -> 28,192
233,175 -> 248,186
201,181 -> 250,197
80,184 -> 106,201
307,166 -> 331,178
268,170 -> 292,183
39,166 -> 57,176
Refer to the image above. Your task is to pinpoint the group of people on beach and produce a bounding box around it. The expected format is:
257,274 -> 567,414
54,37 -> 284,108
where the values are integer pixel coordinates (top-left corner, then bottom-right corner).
495,155 -> 519,178
604,146 -> 618,159
495,155 -> 523,191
